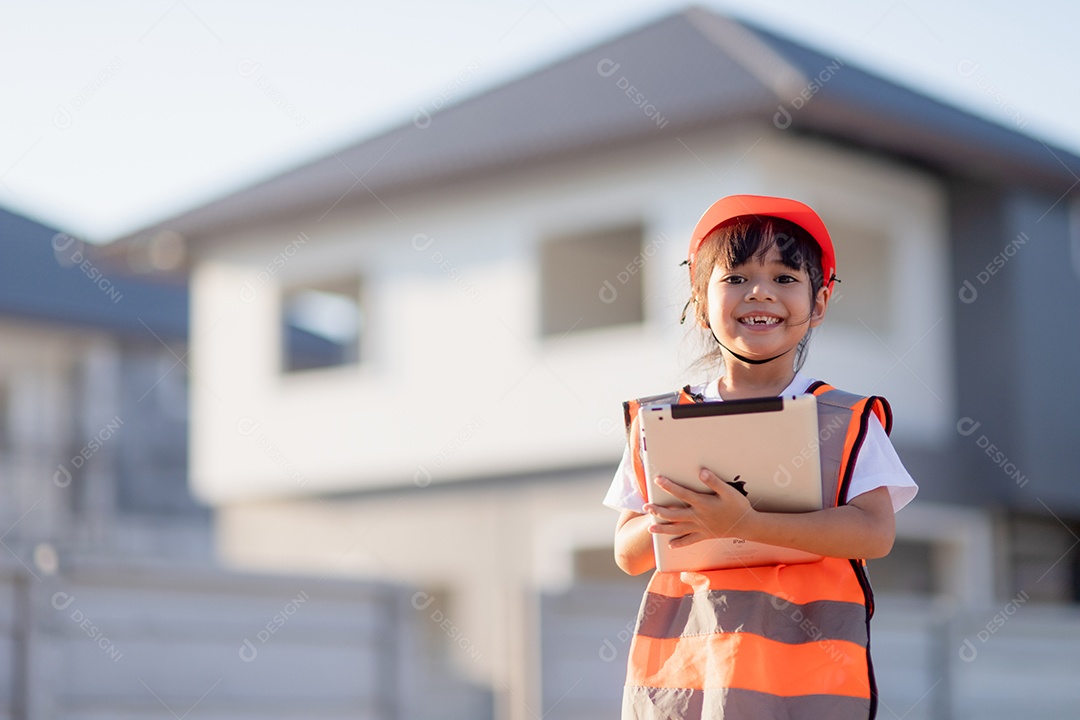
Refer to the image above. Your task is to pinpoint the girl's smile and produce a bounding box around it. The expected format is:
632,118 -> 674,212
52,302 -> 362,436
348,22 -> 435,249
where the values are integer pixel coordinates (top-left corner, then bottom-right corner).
738,313 -> 783,328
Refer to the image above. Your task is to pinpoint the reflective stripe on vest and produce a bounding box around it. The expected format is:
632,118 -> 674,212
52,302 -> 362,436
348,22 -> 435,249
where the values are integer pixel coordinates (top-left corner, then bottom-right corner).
620,382 -> 892,720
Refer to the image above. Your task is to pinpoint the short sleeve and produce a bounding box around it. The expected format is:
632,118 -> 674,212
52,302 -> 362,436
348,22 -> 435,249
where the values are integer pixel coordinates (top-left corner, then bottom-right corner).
602,444 -> 647,513
844,414 -> 918,512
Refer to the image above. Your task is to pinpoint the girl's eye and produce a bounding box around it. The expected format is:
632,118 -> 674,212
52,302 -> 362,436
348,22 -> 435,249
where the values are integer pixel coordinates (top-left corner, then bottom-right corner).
776,274 -> 799,284
721,275 -> 745,284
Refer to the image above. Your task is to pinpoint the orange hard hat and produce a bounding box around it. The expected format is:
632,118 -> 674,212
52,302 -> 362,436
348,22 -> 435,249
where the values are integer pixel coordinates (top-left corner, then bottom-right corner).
687,194 -> 837,288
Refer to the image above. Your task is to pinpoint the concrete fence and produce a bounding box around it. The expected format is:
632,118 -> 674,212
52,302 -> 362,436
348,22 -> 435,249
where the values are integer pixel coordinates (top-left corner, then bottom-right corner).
0,560 -> 488,720
7,561 -> 1072,720
540,583 -> 1080,720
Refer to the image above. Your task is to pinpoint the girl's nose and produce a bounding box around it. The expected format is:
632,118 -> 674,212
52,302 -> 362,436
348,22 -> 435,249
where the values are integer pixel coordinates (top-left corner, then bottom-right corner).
745,280 -> 775,301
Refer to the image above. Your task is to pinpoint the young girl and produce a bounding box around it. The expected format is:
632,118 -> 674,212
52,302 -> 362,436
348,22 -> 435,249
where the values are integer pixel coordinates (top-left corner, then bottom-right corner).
603,195 -> 918,720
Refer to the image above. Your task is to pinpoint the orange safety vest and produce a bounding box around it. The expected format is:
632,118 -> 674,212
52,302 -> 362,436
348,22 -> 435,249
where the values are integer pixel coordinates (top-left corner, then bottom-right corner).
620,381 -> 892,720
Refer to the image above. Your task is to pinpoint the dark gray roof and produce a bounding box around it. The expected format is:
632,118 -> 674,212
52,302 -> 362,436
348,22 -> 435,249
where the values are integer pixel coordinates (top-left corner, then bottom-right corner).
0,208 -> 187,339
118,7 -> 1080,244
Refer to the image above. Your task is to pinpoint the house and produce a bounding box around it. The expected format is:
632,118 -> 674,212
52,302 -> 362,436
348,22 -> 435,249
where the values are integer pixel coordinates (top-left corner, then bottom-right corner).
116,7 -> 1080,719
0,207 -> 206,567
0,210 -> 493,720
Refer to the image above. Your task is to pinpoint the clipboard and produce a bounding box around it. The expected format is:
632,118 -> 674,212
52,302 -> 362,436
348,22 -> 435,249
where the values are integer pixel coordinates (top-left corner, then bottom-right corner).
639,394 -> 824,572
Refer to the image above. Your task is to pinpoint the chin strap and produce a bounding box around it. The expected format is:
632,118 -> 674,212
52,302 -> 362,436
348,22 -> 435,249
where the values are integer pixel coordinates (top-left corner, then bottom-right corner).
716,341 -> 793,365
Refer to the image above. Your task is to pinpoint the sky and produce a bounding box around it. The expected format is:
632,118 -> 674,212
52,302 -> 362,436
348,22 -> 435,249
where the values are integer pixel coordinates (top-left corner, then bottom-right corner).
2,0 -> 1079,243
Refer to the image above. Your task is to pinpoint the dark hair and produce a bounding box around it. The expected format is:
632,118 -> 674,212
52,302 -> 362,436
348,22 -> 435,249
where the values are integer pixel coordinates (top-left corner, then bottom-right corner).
687,216 -> 825,373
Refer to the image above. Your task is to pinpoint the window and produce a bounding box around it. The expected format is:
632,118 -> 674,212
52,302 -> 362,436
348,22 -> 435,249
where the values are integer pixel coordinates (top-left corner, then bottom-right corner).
573,546 -> 649,589
539,225 -> 645,336
866,538 -> 940,595
1009,514 -> 1080,603
281,277 -> 362,372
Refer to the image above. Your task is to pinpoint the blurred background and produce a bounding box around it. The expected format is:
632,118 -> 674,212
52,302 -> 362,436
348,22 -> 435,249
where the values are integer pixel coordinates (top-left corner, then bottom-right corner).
1,1 -> 1079,719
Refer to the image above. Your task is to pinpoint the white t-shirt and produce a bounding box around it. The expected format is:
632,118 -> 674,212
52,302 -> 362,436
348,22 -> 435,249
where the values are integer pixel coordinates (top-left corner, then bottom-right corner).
602,373 -> 918,514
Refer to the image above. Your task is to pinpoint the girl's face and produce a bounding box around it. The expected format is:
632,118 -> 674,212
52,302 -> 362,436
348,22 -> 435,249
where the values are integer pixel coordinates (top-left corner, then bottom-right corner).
703,243 -> 829,363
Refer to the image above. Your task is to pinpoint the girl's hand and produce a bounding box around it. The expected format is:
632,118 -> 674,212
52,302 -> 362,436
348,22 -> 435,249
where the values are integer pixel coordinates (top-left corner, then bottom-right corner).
644,468 -> 755,548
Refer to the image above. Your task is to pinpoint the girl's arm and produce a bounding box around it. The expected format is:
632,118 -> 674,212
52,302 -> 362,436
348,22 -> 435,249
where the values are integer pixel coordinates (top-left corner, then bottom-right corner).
614,509 -> 657,575
646,469 -> 896,559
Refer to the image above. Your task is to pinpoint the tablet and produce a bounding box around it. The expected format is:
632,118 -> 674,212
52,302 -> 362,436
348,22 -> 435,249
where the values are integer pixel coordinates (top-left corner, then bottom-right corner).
639,394 -> 824,572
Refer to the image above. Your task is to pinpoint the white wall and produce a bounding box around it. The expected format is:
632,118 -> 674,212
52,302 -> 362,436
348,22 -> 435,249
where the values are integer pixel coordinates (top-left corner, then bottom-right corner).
189,124 -> 953,502
214,470 -> 617,709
